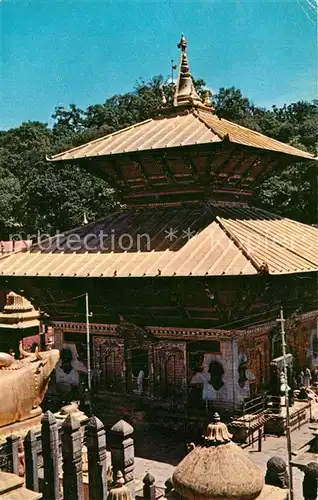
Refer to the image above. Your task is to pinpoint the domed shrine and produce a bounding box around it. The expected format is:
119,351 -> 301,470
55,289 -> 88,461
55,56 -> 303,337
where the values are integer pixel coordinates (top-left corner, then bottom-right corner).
172,413 -> 288,500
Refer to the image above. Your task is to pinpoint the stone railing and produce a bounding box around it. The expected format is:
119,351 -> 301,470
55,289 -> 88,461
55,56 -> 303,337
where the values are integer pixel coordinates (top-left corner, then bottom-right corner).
3,413 -> 164,500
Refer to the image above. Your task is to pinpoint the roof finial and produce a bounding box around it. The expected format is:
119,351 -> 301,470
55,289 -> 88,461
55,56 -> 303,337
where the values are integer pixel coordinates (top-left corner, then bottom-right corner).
173,34 -> 205,109
177,33 -> 187,52
204,413 -> 232,446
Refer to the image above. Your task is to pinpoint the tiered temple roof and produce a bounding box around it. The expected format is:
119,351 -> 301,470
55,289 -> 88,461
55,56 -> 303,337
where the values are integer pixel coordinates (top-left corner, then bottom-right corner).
0,204 -> 316,278
0,35 -> 317,282
47,35 -> 315,207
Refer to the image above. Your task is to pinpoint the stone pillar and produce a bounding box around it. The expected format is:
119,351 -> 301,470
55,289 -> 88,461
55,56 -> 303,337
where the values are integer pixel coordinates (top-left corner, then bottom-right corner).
41,411 -> 60,500
143,473 -> 156,500
86,416 -> 108,500
61,414 -> 84,500
108,420 -> 134,490
24,430 -> 39,492
6,435 -> 19,476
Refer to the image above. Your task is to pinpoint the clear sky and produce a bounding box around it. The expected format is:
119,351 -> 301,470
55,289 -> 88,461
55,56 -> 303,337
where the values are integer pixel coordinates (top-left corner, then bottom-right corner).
1,0 -> 317,130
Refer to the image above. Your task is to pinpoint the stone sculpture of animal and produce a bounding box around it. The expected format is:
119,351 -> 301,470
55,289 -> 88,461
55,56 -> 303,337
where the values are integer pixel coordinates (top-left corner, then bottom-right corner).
0,343 -> 59,428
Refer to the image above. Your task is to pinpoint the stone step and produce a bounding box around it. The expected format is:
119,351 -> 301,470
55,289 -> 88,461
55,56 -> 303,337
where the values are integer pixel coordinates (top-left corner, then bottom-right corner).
1,488 -> 42,500
0,471 -> 23,495
0,472 -> 41,500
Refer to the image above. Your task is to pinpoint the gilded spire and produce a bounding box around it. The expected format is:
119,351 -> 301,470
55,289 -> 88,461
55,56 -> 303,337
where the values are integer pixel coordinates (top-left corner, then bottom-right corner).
204,412 -> 233,445
173,34 -> 204,108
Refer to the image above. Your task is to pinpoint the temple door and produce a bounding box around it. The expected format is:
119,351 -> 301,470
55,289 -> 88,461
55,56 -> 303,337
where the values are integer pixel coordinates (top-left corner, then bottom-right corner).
153,342 -> 187,403
93,337 -> 126,392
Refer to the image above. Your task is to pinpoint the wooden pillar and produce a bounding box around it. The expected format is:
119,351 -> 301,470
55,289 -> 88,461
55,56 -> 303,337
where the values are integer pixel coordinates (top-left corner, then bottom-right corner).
143,473 -> 156,500
41,411 -> 60,500
86,415 -> 108,500
108,420 -> 134,488
24,430 -> 39,492
61,414 -> 84,500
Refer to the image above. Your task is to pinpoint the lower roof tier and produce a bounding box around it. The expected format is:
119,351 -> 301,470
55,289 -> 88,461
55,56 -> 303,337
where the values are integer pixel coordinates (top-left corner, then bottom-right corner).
0,203 -> 317,278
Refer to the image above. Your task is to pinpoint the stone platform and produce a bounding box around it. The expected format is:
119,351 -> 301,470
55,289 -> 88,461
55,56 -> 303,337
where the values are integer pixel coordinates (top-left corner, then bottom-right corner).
0,471 -> 41,499
264,401 -> 311,436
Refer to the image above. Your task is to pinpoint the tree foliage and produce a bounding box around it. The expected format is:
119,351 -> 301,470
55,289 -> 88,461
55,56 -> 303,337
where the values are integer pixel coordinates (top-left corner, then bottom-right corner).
0,78 -> 317,239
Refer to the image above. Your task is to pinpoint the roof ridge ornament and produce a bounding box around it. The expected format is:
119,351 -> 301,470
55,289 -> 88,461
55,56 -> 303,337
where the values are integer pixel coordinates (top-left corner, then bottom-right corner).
173,34 -> 209,111
204,412 -> 233,446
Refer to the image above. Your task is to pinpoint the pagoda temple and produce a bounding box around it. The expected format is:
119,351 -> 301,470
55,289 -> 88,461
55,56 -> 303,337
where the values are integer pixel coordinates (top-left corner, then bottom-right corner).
0,36 -> 317,426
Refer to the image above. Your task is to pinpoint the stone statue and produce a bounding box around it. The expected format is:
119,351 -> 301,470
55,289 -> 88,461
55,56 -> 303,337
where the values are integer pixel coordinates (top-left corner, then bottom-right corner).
0,343 -> 59,428
304,367 -> 312,389
302,462 -> 318,500
265,456 -> 289,489
17,437 -> 25,477
136,369 -> 144,394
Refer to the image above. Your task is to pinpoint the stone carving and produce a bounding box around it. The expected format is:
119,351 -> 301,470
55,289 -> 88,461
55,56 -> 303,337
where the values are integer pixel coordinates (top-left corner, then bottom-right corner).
136,369 -> 144,394
265,457 -> 289,489
201,359 -> 228,402
237,354 -> 256,400
0,344 -> 59,428
302,462 -> 318,500
304,367 -> 312,389
108,420 -> 134,487
189,356 -> 228,402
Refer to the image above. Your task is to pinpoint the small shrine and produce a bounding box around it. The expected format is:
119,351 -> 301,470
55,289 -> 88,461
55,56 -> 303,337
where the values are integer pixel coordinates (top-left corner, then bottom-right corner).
0,292 -> 40,355
172,413 -> 288,500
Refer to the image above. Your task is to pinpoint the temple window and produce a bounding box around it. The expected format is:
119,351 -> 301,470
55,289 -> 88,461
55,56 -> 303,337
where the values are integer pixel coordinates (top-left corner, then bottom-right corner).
187,341 -> 221,379
187,340 -> 221,408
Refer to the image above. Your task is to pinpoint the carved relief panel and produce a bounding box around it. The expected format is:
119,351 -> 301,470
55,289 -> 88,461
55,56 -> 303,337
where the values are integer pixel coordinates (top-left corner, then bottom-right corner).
153,342 -> 187,401
93,337 -> 125,392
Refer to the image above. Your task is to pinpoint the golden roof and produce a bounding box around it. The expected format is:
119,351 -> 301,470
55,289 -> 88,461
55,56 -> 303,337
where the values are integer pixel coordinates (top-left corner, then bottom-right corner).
48,108 -> 314,163
0,292 -> 40,330
0,203 -> 316,278
48,35 -> 314,165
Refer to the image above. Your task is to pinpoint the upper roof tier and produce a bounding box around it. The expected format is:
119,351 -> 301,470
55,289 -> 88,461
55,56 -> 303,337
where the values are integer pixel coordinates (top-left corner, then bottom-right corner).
48,35 -> 315,206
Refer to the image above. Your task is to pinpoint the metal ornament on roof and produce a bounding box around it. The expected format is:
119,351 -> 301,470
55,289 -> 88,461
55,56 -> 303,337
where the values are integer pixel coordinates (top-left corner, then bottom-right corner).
173,34 -> 206,109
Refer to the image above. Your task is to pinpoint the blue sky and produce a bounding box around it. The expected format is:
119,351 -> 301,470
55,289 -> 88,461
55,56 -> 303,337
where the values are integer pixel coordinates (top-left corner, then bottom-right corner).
1,0 -> 316,130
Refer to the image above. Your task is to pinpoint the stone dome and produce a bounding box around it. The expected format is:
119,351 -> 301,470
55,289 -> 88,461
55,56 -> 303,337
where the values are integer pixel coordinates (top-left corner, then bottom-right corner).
172,413 -> 264,500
